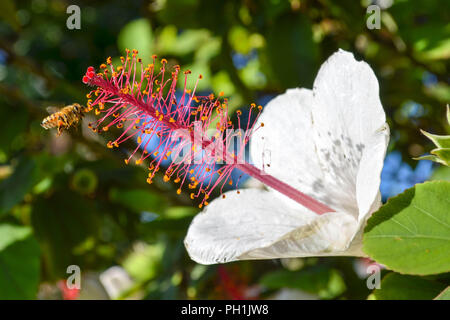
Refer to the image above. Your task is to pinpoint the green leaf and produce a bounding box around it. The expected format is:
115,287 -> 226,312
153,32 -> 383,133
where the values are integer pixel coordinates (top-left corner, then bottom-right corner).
431,148 -> 450,166
370,273 -> 446,300
416,106 -> 450,166
0,224 -> 31,251
420,130 -> 450,149
414,152 -> 450,166
430,165 -> 450,181
118,19 -> 154,63
158,26 -> 212,57
0,224 -> 40,299
228,26 -> 263,55
164,206 -> 197,219
390,1 -> 450,61
139,216 -> 193,237
71,168 -> 98,194
109,188 -> 166,214
0,158 -> 36,216
363,181 -> 450,275
447,104 -> 450,125
122,243 -> 163,282
265,13 -> 318,88
260,267 -> 346,299
434,286 -> 450,300
31,192 -> 99,279
157,0 -> 201,29
0,108 -> 28,156
0,0 -> 20,31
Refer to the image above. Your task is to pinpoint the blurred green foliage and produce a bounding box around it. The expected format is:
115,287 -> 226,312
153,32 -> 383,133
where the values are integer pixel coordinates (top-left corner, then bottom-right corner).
0,0 -> 448,300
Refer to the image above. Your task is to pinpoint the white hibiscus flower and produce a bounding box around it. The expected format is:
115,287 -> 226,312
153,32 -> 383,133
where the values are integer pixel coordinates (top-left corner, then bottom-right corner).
184,49 -> 390,265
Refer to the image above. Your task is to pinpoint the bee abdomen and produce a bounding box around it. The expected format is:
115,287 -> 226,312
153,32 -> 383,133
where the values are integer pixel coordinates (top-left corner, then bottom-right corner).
41,114 -> 59,129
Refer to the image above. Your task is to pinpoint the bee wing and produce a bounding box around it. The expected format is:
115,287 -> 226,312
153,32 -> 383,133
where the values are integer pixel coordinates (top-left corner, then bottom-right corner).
46,106 -> 60,114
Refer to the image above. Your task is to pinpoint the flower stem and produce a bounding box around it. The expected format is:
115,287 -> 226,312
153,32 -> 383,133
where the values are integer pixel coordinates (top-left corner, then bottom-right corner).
236,163 -> 333,215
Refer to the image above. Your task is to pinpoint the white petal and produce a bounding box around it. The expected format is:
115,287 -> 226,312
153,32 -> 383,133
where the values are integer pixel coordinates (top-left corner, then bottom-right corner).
250,88 -> 328,210
311,49 -> 389,221
184,189 -> 360,265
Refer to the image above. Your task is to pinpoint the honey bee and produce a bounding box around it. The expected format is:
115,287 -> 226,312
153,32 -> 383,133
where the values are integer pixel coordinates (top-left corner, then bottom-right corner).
41,103 -> 85,136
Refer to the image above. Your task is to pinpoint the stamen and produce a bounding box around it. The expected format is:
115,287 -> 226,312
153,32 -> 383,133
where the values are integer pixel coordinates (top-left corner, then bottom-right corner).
81,50 -> 334,215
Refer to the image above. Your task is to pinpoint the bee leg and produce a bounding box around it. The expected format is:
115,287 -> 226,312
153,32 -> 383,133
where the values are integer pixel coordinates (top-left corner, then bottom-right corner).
57,116 -> 65,136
